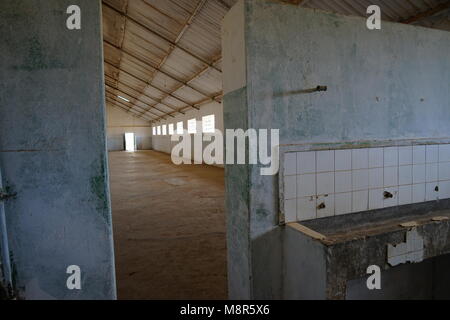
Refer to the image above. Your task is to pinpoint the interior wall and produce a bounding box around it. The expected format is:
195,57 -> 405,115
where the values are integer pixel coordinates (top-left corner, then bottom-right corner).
223,0 -> 450,299
151,101 -> 224,164
106,104 -> 152,151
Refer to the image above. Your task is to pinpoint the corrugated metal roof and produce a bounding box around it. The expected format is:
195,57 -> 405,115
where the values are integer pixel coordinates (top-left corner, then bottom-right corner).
302,0 -> 450,24
103,0 -> 450,122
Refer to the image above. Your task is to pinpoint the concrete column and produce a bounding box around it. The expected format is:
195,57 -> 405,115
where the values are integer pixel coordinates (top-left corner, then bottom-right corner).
0,0 -> 116,299
223,0 -> 283,299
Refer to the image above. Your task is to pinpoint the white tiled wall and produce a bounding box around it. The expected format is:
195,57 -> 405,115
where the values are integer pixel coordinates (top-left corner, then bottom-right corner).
282,144 -> 450,223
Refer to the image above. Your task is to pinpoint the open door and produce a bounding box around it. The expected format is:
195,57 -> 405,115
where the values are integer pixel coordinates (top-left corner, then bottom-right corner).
124,133 -> 136,152
0,0 -> 116,299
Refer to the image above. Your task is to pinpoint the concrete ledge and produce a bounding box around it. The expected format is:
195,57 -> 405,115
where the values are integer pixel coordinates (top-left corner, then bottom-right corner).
286,200 -> 450,299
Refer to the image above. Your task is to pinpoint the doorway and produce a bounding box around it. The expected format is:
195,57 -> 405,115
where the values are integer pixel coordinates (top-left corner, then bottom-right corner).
101,0 -> 230,299
124,133 -> 135,152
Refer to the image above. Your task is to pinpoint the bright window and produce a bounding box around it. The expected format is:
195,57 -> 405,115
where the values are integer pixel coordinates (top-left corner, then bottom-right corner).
187,119 -> 197,134
152,127 -> 156,136
177,121 -> 184,134
162,125 -> 167,135
157,126 -> 161,135
168,123 -> 174,135
202,115 -> 215,133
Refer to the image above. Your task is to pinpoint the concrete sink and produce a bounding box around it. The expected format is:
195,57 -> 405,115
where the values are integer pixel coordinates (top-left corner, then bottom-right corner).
284,199 -> 450,299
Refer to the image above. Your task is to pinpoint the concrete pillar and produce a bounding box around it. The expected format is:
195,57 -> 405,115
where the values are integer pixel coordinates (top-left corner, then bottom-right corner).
0,0 -> 116,299
223,0 -> 283,299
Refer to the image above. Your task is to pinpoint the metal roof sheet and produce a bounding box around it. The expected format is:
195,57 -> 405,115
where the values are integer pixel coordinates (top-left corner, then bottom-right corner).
103,0 -> 450,122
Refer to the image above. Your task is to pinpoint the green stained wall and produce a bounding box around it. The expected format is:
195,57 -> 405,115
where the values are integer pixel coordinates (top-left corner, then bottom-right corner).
224,0 -> 450,299
0,0 -> 116,299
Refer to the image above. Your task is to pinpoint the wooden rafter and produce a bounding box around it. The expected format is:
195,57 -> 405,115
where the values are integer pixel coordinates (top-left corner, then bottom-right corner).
105,84 -> 176,118
104,39 -> 221,102
280,0 -> 306,5
105,60 -> 200,111
102,0 -> 230,122
106,61 -> 222,117
102,1 -> 221,73
215,0 -> 231,10
106,93 -> 158,117
107,101 -> 147,119
144,0 -> 212,107
401,1 -> 450,24
150,91 -> 223,123
104,75 -> 185,115
106,77 -> 173,114
106,97 -> 154,121
150,90 -> 224,123
106,95 -> 160,120
164,0 -> 207,60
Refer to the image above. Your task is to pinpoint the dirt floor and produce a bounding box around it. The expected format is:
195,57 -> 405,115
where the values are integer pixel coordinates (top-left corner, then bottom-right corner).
108,151 -> 227,299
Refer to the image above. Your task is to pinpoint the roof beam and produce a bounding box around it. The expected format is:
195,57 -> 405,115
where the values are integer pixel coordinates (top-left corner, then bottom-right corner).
105,80 -> 177,115
105,58 -> 223,122
279,0 -> 307,5
106,93 -> 158,118
109,0 -> 155,120
106,98 -> 154,121
106,95 -> 161,120
143,0 -> 215,103
106,72 -> 201,120
215,0 -> 231,10
104,39 -> 221,102
102,0 -> 230,122
401,2 -> 450,24
105,84 -> 175,118
106,91 -> 160,117
105,91 -> 168,120
174,55 -> 222,99
105,60 -> 200,111
104,75 -> 185,115
150,92 -> 223,123
107,101 -> 146,119
101,1 -> 221,73
164,0 -> 207,56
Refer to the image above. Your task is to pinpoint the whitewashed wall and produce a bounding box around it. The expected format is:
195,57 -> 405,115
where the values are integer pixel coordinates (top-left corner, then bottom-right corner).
106,104 -> 152,151
151,101 -> 224,165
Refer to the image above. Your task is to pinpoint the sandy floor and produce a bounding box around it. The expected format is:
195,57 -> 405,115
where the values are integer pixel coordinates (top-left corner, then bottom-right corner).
108,151 -> 227,299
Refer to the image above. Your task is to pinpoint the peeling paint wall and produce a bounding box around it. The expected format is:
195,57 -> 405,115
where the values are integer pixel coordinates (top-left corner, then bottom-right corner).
246,2 -> 450,145
0,0 -> 116,299
223,0 -> 450,299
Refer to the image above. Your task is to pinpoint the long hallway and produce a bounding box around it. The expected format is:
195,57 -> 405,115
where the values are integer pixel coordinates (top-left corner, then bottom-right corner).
109,151 -> 227,299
